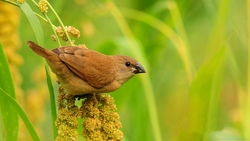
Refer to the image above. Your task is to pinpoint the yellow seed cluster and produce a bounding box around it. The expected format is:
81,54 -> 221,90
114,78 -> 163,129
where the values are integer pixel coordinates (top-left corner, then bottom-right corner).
80,94 -> 102,140
54,26 -> 80,41
50,35 -> 57,41
66,26 -> 80,38
80,93 -> 123,141
38,0 -> 48,13
56,87 -> 80,141
97,94 -> 123,140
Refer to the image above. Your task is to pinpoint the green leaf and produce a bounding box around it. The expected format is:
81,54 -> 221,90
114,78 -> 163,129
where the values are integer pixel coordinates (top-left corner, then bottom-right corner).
45,63 -> 57,140
0,88 -> 41,141
19,2 -> 44,46
19,2 -> 55,140
179,47 -> 225,141
0,43 -> 18,140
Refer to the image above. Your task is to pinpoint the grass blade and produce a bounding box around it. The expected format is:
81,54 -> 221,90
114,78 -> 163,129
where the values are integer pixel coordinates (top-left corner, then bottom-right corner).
19,2 -> 56,139
19,2 -> 44,46
0,88 -> 41,141
45,63 -> 57,140
121,7 -> 194,84
0,43 -> 18,141
105,2 -> 162,141
179,48 -> 225,141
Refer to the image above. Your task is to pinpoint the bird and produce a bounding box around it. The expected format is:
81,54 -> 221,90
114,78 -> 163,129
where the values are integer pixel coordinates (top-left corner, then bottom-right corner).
27,41 -> 146,96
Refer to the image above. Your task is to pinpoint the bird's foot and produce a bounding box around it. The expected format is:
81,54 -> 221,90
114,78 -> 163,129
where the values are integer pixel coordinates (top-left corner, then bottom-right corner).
74,93 -> 93,100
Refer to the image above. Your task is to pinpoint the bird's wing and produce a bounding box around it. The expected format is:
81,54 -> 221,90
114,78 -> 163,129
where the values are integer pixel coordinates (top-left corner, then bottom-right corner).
53,47 -> 116,88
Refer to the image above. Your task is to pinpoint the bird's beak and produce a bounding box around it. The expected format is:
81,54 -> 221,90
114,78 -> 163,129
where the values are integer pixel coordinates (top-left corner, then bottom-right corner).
134,63 -> 146,74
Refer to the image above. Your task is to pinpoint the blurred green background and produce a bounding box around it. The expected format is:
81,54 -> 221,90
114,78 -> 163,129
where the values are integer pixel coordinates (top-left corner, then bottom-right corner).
2,0 -> 250,140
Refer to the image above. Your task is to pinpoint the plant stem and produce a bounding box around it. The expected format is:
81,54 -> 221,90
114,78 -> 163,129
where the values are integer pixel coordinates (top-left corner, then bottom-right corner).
121,8 -> 193,85
1,0 -> 19,7
105,1 -> 162,141
46,1 -> 73,45
43,13 -> 61,46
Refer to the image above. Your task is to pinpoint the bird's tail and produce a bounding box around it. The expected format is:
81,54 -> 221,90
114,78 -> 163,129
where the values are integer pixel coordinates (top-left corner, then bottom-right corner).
27,41 -> 53,59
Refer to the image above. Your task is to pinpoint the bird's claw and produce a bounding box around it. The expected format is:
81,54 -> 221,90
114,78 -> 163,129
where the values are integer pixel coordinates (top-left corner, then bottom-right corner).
74,93 -> 92,100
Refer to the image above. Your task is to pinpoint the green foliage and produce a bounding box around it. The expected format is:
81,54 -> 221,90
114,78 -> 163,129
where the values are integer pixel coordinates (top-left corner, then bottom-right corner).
45,64 -> 57,140
179,48 -> 225,141
19,2 -> 44,46
0,42 -> 40,141
0,88 -> 40,141
0,43 -> 18,141
0,0 -> 249,140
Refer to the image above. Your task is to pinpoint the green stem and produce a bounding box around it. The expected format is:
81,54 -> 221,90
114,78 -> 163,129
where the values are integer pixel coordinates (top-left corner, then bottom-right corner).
105,1 -> 162,141
5,0 -> 57,31
1,0 -> 19,7
44,63 -> 58,140
30,0 -> 72,45
46,1 -> 73,45
166,1 -> 194,81
33,12 -> 61,45
31,0 -> 38,7
34,12 -> 56,28
43,13 -> 61,46
121,8 -> 193,84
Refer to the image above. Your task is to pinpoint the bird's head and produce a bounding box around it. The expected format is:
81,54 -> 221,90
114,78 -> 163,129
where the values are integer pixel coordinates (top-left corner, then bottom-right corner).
113,55 -> 146,84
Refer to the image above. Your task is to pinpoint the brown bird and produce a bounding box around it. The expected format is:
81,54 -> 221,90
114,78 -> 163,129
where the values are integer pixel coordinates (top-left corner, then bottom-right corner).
27,41 -> 146,96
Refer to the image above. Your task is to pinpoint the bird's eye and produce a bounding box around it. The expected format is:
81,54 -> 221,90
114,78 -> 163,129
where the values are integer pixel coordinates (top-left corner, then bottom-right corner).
125,62 -> 131,67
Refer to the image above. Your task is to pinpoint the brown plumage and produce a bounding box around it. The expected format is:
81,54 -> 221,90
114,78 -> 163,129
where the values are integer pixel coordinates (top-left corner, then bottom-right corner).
27,41 -> 146,95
